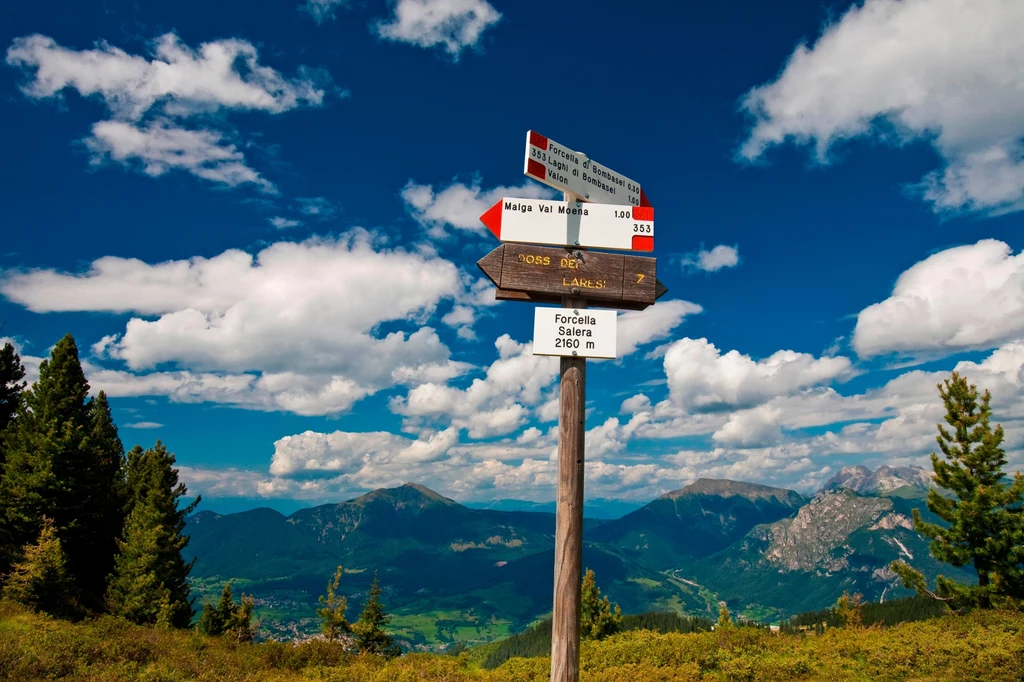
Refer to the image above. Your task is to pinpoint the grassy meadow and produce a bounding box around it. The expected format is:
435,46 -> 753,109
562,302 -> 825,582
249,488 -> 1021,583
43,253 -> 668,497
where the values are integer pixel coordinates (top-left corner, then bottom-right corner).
3,599 -> 1024,681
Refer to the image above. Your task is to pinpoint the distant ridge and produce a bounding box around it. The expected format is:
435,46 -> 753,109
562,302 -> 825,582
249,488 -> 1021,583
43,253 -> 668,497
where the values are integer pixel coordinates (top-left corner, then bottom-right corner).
663,478 -> 806,505
586,478 -> 804,564
185,470 -> 974,644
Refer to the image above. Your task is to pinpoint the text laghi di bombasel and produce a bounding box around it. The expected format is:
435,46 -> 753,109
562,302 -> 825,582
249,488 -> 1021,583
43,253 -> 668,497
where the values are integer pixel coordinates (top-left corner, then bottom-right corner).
530,144 -> 640,199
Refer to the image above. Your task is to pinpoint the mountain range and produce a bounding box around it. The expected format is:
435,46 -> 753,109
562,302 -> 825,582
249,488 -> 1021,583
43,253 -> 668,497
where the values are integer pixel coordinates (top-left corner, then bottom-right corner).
185,465 -> 969,648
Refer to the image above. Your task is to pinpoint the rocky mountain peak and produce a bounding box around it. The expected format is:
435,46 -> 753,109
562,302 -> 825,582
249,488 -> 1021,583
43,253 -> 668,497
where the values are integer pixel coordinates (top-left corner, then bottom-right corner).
824,464 -> 932,495
756,489 -> 894,572
354,482 -> 458,510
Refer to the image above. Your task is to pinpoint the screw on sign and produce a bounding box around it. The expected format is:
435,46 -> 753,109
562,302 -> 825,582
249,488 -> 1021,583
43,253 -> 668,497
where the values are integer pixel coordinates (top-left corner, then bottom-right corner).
480,130 -> 666,682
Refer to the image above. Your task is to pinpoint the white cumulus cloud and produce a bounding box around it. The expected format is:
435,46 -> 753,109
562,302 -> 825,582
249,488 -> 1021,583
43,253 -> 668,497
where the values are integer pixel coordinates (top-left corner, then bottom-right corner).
663,338 -> 856,411
617,300 -> 702,357
374,0 -> 502,58
1,233 -> 472,416
6,33 -> 326,120
392,334 -> 558,438
680,245 -> 740,273
6,32 -> 330,192
738,0 -> 1024,215
853,239 -> 1024,359
270,427 -> 458,478
401,178 -> 554,238
85,120 -> 275,193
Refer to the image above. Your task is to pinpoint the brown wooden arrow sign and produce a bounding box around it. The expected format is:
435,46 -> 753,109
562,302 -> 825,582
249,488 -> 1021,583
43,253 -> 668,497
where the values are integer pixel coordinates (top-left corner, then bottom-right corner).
477,244 -> 668,311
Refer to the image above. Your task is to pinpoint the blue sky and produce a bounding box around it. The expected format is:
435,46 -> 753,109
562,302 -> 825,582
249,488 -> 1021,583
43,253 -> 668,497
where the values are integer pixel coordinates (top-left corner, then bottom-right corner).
2,0 -> 1023,514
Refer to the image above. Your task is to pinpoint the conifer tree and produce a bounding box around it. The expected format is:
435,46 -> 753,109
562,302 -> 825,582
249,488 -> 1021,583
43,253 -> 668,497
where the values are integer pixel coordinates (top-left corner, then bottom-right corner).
2,516 -> 78,618
0,341 -> 27,456
198,583 -> 236,636
0,341 -> 27,564
354,572 -> 400,658
78,391 -> 126,604
229,592 -> 257,643
318,565 -> 351,642
120,440 -> 200,627
0,335 -> 91,586
105,502 -> 172,625
892,372 -> 1024,609
0,335 -> 127,611
580,568 -> 622,640
196,582 -> 257,642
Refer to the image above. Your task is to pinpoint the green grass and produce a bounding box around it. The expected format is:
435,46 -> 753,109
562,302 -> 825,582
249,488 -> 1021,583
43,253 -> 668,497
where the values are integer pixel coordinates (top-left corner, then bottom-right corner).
739,604 -> 778,623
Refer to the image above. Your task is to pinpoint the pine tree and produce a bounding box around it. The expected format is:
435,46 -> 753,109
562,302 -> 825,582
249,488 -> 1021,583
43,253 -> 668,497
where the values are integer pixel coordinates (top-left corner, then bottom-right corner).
196,582 -> 257,642
228,592 -> 257,643
318,565 -> 351,642
197,603 -> 225,636
0,341 -> 27,457
580,568 -> 622,640
2,516 -> 79,618
0,340 -> 27,575
354,572 -> 400,658
0,335 -> 91,589
105,502 -> 171,625
892,372 -> 1024,609
198,583 -> 236,636
0,335 -> 127,611
78,391 -> 126,605
120,440 -> 200,627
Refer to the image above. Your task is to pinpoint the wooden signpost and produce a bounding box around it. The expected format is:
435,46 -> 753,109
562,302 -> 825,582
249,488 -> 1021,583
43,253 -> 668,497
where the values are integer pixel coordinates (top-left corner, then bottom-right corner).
476,243 -> 665,309
480,131 -> 664,682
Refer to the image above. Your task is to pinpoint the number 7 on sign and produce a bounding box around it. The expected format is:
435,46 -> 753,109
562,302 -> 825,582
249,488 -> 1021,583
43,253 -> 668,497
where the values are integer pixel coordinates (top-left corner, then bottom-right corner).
636,273 -> 645,284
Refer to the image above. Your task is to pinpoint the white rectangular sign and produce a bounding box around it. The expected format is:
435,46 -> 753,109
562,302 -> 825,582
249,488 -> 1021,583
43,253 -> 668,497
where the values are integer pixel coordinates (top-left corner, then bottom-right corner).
480,197 -> 654,252
533,307 -> 618,359
524,130 -> 647,207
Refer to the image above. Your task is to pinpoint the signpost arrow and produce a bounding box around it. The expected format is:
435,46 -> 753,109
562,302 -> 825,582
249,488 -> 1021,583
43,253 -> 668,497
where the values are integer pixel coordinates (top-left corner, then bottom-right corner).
479,197 -> 654,252
524,130 -> 651,208
477,243 -> 660,307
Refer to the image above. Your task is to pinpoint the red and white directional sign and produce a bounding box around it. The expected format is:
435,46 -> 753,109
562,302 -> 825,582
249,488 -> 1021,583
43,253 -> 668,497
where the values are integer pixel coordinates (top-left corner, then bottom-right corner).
480,198 -> 654,252
524,130 -> 651,208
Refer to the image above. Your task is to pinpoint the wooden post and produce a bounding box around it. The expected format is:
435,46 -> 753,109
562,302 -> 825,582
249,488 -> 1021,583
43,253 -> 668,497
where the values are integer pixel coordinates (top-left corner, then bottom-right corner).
550,189 -> 587,682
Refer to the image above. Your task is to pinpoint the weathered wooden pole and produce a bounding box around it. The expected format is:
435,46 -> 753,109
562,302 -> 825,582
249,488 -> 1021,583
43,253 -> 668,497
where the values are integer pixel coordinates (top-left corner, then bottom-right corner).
549,293 -> 586,682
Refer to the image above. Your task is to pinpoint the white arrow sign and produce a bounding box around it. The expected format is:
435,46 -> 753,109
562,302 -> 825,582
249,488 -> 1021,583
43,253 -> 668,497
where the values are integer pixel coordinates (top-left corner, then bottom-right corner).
524,130 -> 650,207
479,197 -> 654,252
533,307 -> 618,359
